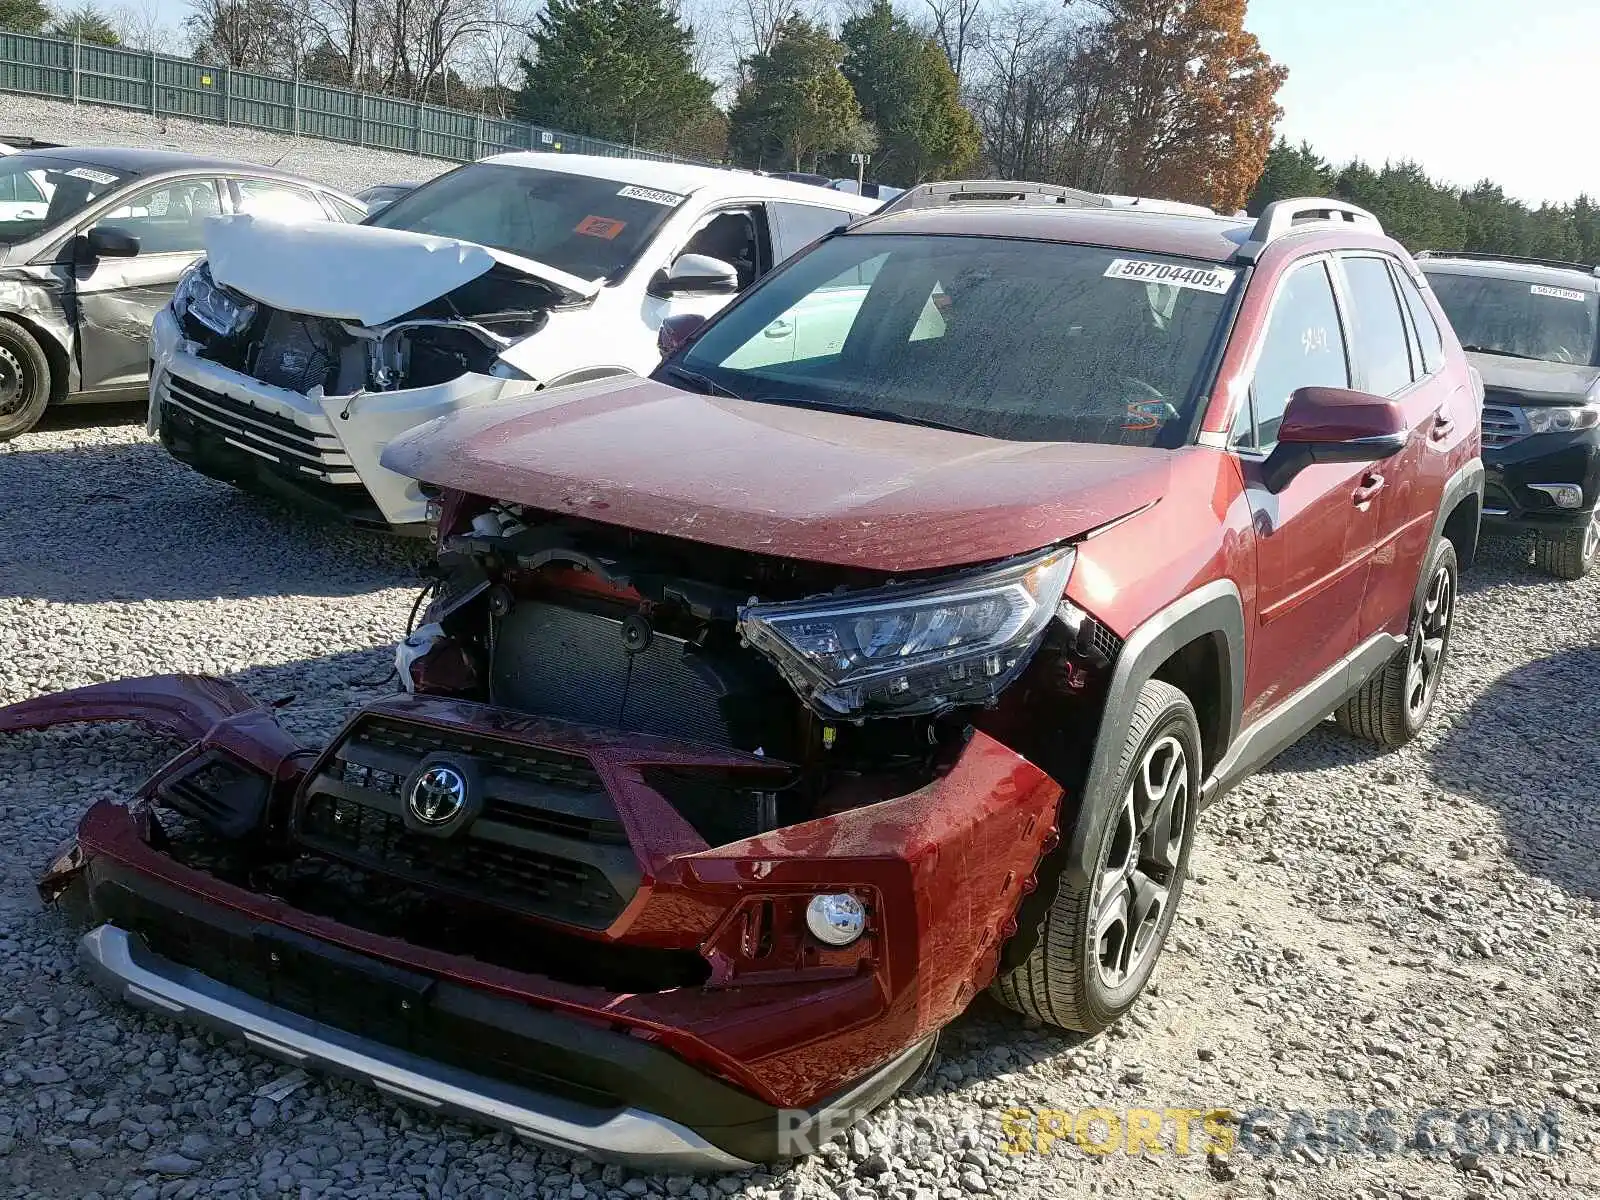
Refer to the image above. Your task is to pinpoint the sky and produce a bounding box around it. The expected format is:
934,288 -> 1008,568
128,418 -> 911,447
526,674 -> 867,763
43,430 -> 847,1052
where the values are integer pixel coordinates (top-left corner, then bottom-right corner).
1247,0 -> 1599,206
136,0 -> 1596,206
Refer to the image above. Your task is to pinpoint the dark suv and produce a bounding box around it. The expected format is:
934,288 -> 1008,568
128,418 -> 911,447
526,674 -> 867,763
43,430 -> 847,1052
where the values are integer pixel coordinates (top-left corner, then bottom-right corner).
1418,251 -> 1600,577
5,191 -> 1482,1169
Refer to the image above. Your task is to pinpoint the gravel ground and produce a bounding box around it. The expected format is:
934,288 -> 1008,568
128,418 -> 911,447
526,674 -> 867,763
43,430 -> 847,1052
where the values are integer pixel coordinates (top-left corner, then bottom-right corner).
4,96 -> 455,194
1,412 -> 1597,1200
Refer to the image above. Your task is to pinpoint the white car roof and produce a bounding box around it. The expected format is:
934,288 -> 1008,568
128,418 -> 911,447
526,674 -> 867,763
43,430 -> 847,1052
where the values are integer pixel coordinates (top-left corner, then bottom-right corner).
478,152 -> 878,212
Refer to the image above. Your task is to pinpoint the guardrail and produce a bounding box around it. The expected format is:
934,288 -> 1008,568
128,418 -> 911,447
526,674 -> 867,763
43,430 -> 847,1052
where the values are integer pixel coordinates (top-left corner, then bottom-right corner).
0,29 -> 709,167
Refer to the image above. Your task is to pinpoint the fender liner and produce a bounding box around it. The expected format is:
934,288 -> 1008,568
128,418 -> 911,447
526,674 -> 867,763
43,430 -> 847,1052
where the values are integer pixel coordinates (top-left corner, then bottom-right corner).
1420,458 -> 1484,606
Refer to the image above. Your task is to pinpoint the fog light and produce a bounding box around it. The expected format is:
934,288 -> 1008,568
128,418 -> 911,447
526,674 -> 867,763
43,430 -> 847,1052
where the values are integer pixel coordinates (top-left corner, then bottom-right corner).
1529,483 -> 1583,509
805,893 -> 867,947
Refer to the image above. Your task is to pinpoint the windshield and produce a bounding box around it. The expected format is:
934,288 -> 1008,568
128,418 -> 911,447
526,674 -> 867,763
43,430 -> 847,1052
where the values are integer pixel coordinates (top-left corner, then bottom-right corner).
672,233 -> 1238,447
0,155 -> 131,245
1425,269 -> 1600,366
367,163 -> 685,281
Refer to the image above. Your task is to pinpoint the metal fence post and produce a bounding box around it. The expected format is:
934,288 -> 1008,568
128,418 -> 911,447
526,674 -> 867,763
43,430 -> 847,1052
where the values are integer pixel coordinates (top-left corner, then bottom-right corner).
291,61 -> 299,136
412,100 -> 423,154
70,32 -> 80,102
221,64 -> 230,125
148,47 -> 157,114
356,92 -> 365,146
471,113 -> 481,162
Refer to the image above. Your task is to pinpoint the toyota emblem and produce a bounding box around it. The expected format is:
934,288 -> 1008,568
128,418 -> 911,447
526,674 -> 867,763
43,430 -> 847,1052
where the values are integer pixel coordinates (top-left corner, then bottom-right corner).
407,763 -> 468,826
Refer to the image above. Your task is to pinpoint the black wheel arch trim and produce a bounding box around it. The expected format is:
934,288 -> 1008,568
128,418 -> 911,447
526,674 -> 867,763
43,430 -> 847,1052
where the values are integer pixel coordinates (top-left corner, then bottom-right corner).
1426,458 -> 1485,596
1061,579 -> 1245,894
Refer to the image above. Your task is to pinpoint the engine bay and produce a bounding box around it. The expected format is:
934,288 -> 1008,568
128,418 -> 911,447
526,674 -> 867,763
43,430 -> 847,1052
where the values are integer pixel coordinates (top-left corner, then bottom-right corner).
182,265 -> 557,394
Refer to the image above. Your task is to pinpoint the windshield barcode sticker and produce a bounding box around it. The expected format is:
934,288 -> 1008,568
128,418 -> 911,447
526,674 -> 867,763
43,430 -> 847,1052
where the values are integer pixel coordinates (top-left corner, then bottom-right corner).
617,185 -> 685,207
1530,284 -> 1587,303
65,166 -> 119,184
1104,258 -> 1236,293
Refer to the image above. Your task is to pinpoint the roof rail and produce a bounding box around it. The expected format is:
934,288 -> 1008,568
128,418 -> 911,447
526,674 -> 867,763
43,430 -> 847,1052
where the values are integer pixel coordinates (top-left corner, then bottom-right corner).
876,180 -> 1114,215
1233,197 -> 1383,263
1416,249 -> 1600,277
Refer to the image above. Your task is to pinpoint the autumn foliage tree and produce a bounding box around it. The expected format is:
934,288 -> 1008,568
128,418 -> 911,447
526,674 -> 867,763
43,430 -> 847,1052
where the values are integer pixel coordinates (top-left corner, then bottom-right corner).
1096,0 -> 1285,211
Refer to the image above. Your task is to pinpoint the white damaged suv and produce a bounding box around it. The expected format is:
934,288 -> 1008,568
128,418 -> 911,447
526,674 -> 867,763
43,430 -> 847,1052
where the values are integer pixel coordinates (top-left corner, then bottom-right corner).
148,153 -> 875,530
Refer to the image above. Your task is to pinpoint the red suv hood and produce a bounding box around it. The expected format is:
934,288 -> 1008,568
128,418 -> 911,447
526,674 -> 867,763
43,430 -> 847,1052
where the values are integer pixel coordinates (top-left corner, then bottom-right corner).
383,377 -> 1173,572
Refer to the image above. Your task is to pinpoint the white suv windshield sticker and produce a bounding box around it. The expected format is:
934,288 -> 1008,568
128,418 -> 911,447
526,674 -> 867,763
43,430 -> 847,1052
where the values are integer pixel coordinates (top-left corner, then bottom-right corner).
1530,284 -> 1587,303
1104,258 -> 1236,293
617,185 -> 684,207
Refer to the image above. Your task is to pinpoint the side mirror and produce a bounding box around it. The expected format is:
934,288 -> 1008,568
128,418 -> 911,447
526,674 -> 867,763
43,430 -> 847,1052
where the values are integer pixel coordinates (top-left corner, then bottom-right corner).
651,253 -> 740,298
77,225 -> 142,261
658,313 -> 709,358
1262,386 -> 1408,493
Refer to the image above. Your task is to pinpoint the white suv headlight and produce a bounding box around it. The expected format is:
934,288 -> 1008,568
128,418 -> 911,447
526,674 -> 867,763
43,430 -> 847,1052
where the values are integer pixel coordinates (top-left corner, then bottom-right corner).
175,260 -> 257,338
738,547 -> 1076,718
1524,405 -> 1600,434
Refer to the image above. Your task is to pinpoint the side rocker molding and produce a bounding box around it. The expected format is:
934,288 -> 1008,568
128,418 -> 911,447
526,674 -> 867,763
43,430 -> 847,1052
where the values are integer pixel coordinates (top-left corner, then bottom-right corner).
1199,631 -> 1405,805
1059,579 -> 1246,894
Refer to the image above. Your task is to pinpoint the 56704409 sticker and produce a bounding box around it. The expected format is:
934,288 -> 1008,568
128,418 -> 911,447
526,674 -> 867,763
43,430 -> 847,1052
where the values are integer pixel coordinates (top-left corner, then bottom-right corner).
1104,258 -> 1237,294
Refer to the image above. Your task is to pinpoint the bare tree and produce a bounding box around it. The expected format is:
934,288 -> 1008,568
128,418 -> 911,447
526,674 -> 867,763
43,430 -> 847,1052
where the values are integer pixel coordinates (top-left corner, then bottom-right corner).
460,0 -> 533,115
110,0 -> 174,49
923,0 -> 981,84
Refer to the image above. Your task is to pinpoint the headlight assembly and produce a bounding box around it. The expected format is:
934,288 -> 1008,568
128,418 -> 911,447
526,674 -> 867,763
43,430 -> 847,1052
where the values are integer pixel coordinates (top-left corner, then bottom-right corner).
1524,405 -> 1600,434
738,547 -> 1076,718
178,261 -> 257,338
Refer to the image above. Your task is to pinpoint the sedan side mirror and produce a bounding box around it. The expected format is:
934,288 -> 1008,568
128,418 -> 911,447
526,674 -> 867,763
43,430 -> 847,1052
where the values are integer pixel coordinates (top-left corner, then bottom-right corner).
650,253 -> 740,298
658,313 -> 709,357
77,225 -> 142,261
1262,386 -> 1408,493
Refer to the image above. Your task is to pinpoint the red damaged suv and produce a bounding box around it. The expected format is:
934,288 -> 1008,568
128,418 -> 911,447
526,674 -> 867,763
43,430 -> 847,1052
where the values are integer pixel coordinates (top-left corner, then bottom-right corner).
5,188 -> 1482,1169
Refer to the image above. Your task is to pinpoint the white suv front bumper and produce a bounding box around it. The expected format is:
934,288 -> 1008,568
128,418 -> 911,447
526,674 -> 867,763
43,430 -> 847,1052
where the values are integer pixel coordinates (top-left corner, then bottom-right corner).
148,307 -> 536,528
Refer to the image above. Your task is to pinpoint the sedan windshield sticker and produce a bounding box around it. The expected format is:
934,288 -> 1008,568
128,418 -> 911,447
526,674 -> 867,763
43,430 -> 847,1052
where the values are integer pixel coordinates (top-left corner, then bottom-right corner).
617,184 -> 684,207
1104,258 -> 1236,293
1531,284 -> 1587,303
65,166 -> 119,185
575,215 -> 627,239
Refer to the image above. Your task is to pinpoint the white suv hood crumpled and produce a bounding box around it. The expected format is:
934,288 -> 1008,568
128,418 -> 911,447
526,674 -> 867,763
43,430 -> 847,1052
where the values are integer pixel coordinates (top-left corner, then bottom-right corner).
202,213 -> 602,326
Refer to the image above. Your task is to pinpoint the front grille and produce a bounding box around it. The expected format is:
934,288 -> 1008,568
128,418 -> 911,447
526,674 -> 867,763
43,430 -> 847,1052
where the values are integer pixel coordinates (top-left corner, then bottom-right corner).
162,371 -> 361,485
294,717 -> 638,930
1481,403 -> 1529,448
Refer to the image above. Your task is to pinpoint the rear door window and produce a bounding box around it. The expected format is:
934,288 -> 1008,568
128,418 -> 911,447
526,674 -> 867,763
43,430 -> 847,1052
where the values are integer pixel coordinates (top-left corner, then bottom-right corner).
232,179 -> 328,222
769,201 -> 860,263
1340,255 -> 1414,396
1240,260 -> 1350,450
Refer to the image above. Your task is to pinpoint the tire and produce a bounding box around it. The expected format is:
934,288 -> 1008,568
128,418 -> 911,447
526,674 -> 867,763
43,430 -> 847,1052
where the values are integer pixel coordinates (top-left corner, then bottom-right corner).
1531,513 -> 1599,580
1335,538 -> 1458,747
0,316 -> 53,441
991,679 -> 1200,1033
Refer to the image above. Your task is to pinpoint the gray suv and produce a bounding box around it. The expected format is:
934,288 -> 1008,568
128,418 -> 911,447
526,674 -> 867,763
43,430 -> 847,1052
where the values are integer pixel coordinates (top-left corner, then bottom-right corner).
0,146 -> 363,440
1419,251 -> 1600,578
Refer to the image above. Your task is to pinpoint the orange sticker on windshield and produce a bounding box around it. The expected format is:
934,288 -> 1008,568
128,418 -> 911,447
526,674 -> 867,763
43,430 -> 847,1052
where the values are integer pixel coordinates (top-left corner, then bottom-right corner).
575,215 -> 627,239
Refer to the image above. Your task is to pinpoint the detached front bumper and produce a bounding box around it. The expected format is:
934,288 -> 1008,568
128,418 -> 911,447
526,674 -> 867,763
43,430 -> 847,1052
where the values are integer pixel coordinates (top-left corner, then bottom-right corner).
147,307 -> 536,530
13,676 -> 1060,1167
1482,426 -> 1600,531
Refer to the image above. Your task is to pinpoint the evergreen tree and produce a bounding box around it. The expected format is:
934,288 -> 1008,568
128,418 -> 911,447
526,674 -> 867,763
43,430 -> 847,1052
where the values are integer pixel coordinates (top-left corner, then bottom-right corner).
48,3 -> 120,45
840,0 -> 979,184
728,18 -> 861,172
0,0 -> 53,32
516,0 -> 717,154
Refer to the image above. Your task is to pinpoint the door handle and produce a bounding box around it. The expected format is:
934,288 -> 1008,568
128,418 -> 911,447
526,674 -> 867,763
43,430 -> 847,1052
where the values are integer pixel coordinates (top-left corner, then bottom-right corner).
1430,411 -> 1454,441
764,319 -> 793,338
1352,472 -> 1386,505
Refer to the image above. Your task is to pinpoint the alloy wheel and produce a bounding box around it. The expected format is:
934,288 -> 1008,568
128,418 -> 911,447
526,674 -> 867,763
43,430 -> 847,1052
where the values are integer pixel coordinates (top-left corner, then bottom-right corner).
1405,561 -> 1454,721
1091,734 -> 1189,989
0,344 -> 23,416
